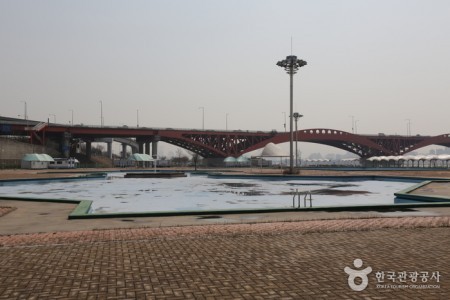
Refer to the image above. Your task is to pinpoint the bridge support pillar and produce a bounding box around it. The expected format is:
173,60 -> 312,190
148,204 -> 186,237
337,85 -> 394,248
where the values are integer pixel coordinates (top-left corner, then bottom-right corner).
106,140 -> 113,159
85,141 -> 92,160
61,132 -> 71,158
152,141 -> 158,158
152,136 -> 160,159
121,143 -> 127,158
145,142 -> 150,155
138,142 -> 144,154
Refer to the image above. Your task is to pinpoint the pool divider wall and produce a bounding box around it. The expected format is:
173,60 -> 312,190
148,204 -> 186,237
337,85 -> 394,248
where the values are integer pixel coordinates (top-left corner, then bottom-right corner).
0,195 -> 83,204
69,200 -> 93,217
0,173 -> 107,186
394,180 -> 450,202
206,173 -> 447,182
395,181 -> 433,195
303,167 -> 449,172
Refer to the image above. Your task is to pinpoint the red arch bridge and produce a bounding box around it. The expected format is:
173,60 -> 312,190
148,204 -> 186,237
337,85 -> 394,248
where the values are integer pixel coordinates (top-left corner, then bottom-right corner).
1,116 -> 450,159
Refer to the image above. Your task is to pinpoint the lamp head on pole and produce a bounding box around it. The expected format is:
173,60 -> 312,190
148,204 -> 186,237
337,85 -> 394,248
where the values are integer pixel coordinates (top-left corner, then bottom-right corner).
293,112 -> 304,120
276,55 -> 307,74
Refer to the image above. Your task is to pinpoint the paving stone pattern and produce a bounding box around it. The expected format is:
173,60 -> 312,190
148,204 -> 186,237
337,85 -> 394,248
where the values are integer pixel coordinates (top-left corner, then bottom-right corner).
0,207 -> 15,218
0,217 -> 449,299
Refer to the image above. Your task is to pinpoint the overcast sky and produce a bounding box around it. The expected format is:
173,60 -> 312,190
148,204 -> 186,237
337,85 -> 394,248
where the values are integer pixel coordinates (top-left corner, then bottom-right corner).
1,1 -> 450,156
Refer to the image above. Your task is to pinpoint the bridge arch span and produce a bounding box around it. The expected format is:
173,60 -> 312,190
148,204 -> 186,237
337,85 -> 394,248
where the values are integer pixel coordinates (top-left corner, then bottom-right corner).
400,133 -> 450,154
240,128 -> 391,158
158,130 -> 277,158
160,135 -> 225,158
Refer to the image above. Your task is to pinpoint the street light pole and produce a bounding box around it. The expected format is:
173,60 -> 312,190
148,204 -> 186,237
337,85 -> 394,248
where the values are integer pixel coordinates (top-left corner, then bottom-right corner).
99,100 -> 103,127
69,109 -> 73,126
137,109 -> 139,127
226,113 -> 229,131
199,107 -> 205,130
277,55 -> 307,174
293,112 -> 303,167
20,101 -> 28,120
18,114 -> 30,149
349,115 -> 355,134
405,119 -> 411,136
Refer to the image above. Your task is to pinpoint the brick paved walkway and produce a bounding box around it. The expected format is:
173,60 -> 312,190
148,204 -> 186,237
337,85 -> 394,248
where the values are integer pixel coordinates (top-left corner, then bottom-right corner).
0,207 -> 15,218
1,217 -> 449,299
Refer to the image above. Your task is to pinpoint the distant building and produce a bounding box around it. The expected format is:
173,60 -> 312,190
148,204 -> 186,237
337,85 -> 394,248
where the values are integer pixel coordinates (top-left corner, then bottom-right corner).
21,154 -> 54,169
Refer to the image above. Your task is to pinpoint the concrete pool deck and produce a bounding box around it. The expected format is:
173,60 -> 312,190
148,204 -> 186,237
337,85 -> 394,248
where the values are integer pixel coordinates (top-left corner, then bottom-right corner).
2,198 -> 450,235
1,168 -> 450,298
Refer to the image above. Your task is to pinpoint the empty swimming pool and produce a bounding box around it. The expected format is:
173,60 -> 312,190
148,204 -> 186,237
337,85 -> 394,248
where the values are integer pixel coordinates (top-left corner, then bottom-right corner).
0,173 -> 419,214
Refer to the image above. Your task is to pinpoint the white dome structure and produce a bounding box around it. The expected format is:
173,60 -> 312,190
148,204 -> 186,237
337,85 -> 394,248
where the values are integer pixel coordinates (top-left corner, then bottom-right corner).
260,143 -> 288,157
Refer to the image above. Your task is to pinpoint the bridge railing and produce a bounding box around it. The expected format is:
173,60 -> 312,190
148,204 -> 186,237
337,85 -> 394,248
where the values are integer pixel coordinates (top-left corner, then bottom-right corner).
46,123 -> 278,134
1,115 -> 281,134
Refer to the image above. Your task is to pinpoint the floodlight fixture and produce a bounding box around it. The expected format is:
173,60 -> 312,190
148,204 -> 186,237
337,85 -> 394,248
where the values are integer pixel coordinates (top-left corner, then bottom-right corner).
276,56 -> 307,74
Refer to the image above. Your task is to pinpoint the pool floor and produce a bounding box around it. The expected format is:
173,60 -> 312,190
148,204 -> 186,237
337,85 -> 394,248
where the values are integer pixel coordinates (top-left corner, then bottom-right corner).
0,173 -> 418,213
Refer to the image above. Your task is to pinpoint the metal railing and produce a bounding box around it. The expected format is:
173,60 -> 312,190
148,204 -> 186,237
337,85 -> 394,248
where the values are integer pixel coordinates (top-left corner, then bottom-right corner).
292,189 -> 313,208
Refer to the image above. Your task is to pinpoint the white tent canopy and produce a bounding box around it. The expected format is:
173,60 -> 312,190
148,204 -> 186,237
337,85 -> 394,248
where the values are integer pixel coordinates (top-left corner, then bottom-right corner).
224,157 -> 237,163
127,153 -> 154,162
367,154 -> 450,162
22,153 -> 54,162
237,156 -> 250,163
21,153 -> 54,169
366,154 -> 450,167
